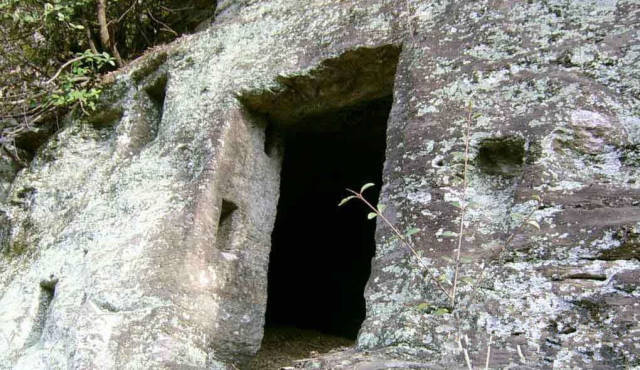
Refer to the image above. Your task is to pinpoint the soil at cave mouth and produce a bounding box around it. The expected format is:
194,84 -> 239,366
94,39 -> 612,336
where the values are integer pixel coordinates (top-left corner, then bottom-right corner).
245,326 -> 353,369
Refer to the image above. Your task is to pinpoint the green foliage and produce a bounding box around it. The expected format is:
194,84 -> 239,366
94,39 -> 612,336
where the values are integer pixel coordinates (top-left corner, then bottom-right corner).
526,220 -> 541,230
51,86 -> 101,111
338,195 -> 356,206
360,183 -> 375,193
433,307 -> 450,315
0,0 -> 215,155
338,106 -> 545,367
49,50 -> 115,112
405,227 -> 420,237
460,256 -> 473,264
415,302 -> 450,315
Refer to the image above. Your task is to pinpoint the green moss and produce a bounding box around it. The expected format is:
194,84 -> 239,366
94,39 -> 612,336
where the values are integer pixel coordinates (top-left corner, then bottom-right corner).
144,74 -> 169,112
574,299 -> 605,322
2,218 -> 31,259
131,52 -> 169,84
86,107 -> 124,128
599,228 -> 640,261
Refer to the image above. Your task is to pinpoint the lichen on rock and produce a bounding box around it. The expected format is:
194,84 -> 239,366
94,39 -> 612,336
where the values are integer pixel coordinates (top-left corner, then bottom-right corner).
0,0 -> 638,369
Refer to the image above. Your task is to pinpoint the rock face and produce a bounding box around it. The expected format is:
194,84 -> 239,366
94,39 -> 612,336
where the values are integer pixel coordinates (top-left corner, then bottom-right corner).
1,0 -> 639,368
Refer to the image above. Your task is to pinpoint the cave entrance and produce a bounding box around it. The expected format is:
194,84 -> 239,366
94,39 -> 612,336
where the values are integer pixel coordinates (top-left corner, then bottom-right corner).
238,45 -> 400,367
264,96 -> 390,340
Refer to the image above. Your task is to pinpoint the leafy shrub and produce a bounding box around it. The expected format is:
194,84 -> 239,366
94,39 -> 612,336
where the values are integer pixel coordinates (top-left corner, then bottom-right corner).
0,0 -> 216,159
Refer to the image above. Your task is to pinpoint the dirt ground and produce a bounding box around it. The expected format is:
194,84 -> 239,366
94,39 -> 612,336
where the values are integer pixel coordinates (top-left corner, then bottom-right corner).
244,326 -> 354,370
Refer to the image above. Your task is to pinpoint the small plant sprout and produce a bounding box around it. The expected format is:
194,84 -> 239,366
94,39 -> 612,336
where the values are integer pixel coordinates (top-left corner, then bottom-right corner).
338,102 -> 545,369
339,183 -> 453,301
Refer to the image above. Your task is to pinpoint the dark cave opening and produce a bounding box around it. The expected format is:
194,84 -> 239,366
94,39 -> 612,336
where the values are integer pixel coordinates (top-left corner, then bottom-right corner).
264,96 -> 391,340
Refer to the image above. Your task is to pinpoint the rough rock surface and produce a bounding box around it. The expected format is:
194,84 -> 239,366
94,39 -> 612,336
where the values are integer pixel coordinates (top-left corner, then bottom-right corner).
0,0 -> 639,369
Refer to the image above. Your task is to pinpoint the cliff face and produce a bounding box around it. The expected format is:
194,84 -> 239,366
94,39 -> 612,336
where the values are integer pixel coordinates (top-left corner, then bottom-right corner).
0,0 -> 638,368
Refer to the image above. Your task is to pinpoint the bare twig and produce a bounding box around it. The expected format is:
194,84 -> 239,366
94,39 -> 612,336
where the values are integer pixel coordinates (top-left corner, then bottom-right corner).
451,104 -> 473,308
0,100 -> 53,120
158,5 -> 195,13
339,102 -> 542,370
346,188 -> 453,301
458,335 -> 473,370
517,344 -> 526,364
45,55 -> 92,85
485,334 -> 493,370
147,10 -> 178,36
111,0 -> 137,25
0,91 -> 47,103
1,144 -> 27,168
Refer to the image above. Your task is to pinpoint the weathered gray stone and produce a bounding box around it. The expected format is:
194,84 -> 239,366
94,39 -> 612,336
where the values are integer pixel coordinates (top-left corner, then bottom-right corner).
0,0 -> 638,369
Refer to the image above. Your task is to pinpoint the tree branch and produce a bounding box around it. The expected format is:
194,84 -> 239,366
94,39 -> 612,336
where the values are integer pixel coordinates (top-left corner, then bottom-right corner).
45,55 -> 91,84
147,10 -> 178,36
111,0 -> 137,25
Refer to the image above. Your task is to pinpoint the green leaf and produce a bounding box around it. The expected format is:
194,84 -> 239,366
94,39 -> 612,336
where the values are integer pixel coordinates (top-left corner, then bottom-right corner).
450,201 -> 462,209
338,195 -> 356,206
433,307 -> 450,315
405,227 -> 420,237
527,220 -> 541,230
367,212 -> 377,220
473,113 -> 482,120
360,183 -> 375,193
531,194 -> 542,202
441,256 -> 454,264
416,303 -> 431,311
460,256 -> 474,264
441,231 -> 457,238
468,201 -> 481,209
461,277 -> 474,285
377,204 -> 386,213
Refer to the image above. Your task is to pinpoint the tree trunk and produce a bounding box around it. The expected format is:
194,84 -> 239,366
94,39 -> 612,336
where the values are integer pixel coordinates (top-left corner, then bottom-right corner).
85,24 -> 99,54
97,0 -> 123,67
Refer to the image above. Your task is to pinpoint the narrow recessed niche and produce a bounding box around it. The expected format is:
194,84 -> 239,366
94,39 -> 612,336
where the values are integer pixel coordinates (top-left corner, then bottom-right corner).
26,279 -> 57,345
263,123 -> 278,157
87,107 -> 124,129
215,199 -> 238,251
476,136 -> 526,177
144,74 -> 168,120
